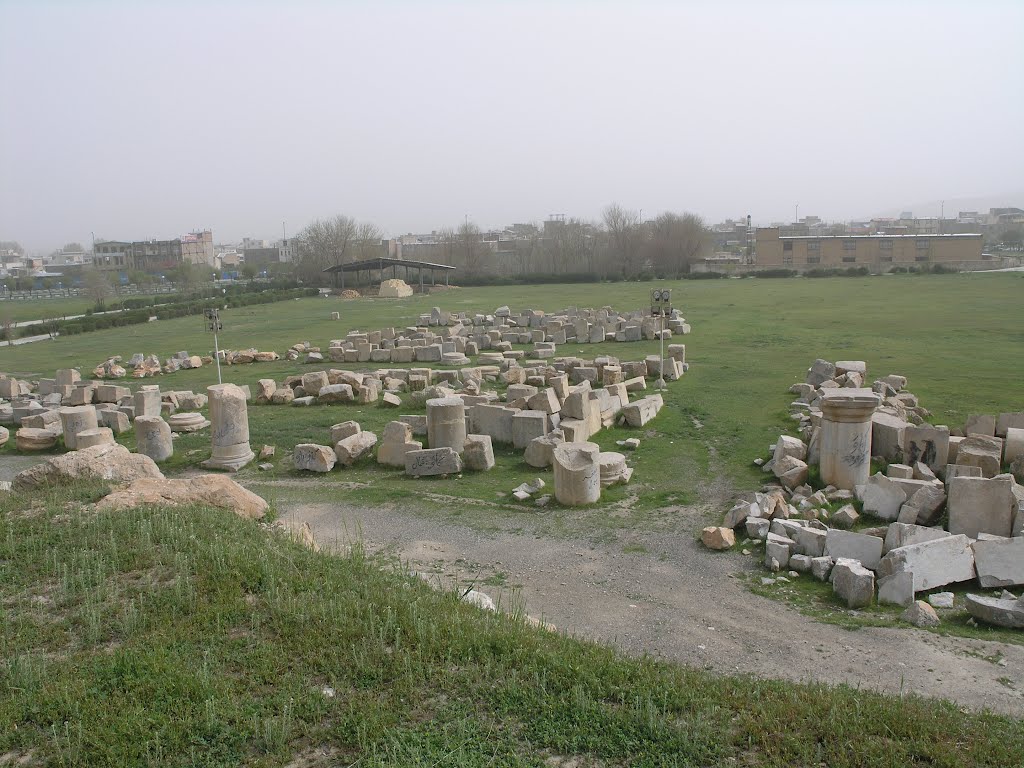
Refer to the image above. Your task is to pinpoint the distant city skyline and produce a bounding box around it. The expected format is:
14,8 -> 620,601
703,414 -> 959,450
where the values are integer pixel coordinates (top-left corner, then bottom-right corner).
3,1 -> 1022,252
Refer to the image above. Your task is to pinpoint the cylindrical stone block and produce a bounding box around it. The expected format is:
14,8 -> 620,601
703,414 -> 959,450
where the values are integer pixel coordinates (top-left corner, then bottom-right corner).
553,441 -> 602,506
426,396 -> 467,453
75,427 -> 115,450
819,391 -> 880,491
134,387 -> 162,419
59,405 -> 98,450
203,383 -> 254,471
135,416 -> 174,462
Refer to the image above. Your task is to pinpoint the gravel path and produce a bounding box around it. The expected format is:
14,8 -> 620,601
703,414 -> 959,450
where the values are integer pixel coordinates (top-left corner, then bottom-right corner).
279,498 -> 1024,715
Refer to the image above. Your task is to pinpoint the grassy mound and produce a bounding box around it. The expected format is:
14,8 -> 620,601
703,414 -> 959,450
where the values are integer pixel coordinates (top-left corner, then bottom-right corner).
1,483 -> 1021,766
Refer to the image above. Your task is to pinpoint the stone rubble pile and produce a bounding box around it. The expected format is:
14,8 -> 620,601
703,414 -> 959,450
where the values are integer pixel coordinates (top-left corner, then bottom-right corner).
708,357 -> 1024,630
271,353 -> 673,503
305,304 -> 690,368
0,369 -> 255,469
92,349 -> 281,379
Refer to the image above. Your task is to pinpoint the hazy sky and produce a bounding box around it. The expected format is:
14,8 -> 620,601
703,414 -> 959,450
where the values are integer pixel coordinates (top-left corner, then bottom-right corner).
2,1 -> 1022,251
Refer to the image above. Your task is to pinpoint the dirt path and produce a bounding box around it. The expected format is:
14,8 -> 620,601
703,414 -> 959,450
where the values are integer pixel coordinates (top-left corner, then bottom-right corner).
278,498 -> 1024,716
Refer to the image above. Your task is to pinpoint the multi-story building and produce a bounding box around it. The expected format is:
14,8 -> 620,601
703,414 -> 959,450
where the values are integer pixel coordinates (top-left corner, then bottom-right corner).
753,228 -> 984,271
92,230 -> 214,276
181,230 -> 215,266
93,241 -> 134,272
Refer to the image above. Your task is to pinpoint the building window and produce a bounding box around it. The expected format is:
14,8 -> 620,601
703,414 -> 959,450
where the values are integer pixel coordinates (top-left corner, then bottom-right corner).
916,238 -> 930,249
842,256 -> 857,263
783,253 -> 793,265
783,241 -> 793,252
807,240 -> 820,251
915,255 -> 929,262
807,255 -> 820,264
880,255 -> 893,262
880,239 -> 894,250
843,240 -> 857,251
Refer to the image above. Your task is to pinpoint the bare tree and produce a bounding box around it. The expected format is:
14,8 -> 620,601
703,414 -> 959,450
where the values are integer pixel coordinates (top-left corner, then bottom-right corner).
82,266 -> 112,304
645,212 -> 711,277
1,316 -> 14,346
602,204 -> 644,278
295,215 -> 361,283
352,221 -> 385,261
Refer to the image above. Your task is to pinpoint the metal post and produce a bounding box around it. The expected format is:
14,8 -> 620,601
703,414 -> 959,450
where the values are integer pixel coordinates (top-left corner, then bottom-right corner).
206,308 -> 223,385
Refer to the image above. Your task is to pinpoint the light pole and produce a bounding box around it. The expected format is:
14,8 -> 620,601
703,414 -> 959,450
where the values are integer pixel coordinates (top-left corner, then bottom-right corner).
651,288 -> 672,390
205,307 -> 223,384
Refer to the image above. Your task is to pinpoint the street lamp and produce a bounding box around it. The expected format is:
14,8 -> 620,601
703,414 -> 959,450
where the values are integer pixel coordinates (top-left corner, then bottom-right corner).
205,307 -> 223,385
650,288 -> 672,390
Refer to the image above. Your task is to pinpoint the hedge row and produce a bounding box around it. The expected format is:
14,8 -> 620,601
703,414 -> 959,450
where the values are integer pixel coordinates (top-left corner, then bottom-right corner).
18,287 -> 317,339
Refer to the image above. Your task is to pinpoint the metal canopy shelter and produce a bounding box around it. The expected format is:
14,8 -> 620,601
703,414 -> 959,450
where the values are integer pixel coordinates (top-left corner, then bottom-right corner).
323,258 -> 456,293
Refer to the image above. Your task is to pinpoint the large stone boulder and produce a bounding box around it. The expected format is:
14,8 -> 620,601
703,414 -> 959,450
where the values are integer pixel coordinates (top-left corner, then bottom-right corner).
379,279 -> 413,298
96,475 -> 268,519
13,444 -> 163,491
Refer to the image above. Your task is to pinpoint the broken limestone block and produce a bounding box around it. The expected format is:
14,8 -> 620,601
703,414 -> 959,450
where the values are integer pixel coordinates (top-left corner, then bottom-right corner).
972,537 -> 1024,588
876,534 -> 976,592
861,473 -> 907,521
772,455 -> 808,490
912,461 -> 936,481
810,556 -> 834,582
901,483 -> 946,527
871,411 -> 909,462
947,475 -> 1015,538
620,397 -> 660,427
832,560 -> 874,608
1004,427 -> 1024,466
956,434 -> 1004,478
964,594 -> 1024,629
903,425 -> 950,473
832,504 -> 860,529
790,526 -> 827,558
330,421 -> 362,444
825,529 -> 884,570
902,600 -> 940,627
463,434 -> 495,471
745,516 -> 770,540
764,532 -> 795,569
877,571 -> 915,607
293,443 -> 336,473
996,412 -> 1024,438
806,359 -> 836,387
405,447 -> 463,476
701,526 -> 735,550
928,592 -> 954,609
772,435 -> 807,464
883,522 -> 949,554
334,431 -> 377,467
524,429 -> 565,469
963,414 -> 996,437
886,464 -> 913,479
789,553 -> 812,573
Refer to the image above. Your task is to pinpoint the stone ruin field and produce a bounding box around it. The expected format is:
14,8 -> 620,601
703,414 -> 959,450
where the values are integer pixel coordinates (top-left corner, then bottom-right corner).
2,273 -> 1024,714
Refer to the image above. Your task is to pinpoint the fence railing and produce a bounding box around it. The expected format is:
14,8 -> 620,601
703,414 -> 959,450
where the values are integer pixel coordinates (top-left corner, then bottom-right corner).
0,284 -> 183,301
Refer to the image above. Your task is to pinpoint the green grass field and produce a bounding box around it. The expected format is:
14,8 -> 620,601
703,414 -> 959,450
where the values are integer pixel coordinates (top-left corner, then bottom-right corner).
1,482 -> 1021,767
3,273 -> 1024,524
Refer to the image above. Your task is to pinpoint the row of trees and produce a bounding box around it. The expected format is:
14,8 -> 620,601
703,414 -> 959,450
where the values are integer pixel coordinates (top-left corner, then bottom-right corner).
294,206 -> 711,286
